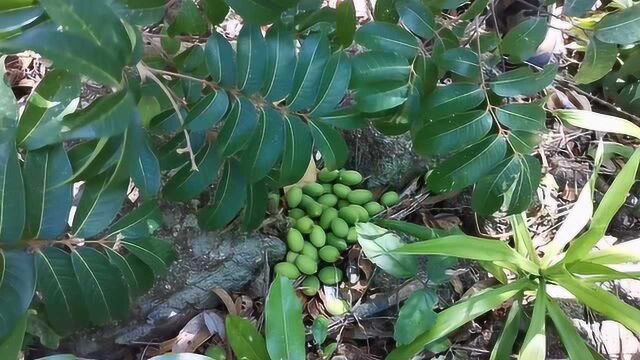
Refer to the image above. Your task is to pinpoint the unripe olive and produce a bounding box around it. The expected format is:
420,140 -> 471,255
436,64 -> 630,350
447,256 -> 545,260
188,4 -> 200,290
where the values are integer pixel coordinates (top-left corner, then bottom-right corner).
338,207 -> 359,225
275,262 -> 300,279
318,266 -> 343,285
295,254 -> 318,275
304,201 -> 323,218
301,242 -> 319,261
286,187 -> 303,208
337,199 -> 350,209
364,201 -> 385,216
303,183 -> 325,197
321,183 -> 333,194
302,275 -> 321,296
318,193 -> 338,207
349,204 -> 369,222
319,246 -> 341,263
346,227 -> 357,244
288,208 -> 305,220
331,218 -> 349,238
332,183 -> 351,199
310,225 -> 327,247
326,234 -> 348,252
339,170 -> 363,186
287,228 -> 305,252
325,298 -> 349,316
318,168 -> 339,182
300,194 -> 315,208
286,251 -> 299,263
381,191 -> 400,207
347,189 -> 373,205
295,216 -> 314,234
319,207 -> 338,230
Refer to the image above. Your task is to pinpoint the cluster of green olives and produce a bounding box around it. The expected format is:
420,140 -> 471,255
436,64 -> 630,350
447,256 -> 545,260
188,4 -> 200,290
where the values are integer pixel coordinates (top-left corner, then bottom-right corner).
274,168 -> 400,296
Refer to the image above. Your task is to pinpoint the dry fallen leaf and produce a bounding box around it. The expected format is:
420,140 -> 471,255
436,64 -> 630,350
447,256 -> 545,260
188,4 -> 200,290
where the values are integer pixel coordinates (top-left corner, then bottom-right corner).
171,310 -> 225,353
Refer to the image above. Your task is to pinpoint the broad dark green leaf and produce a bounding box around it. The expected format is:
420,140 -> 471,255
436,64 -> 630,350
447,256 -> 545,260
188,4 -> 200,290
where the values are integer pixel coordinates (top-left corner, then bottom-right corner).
309,120 -> 348,170
441,47 -> 480,79
122,237 -> 176,277
198,159 -> 247,230
351,51 -> 410,88
427,0 -> 467,10
61,90 -> 136,140
495,103 -> 546,132
509,130 -> 542,154
336,0 -> 356,47
287,32 -> 331,111
203,0 -> 229,25
243,180 -> 268,231
223,0 -> 283,25
35,247 -> 89,335
225,315 -> 270,360
280,115 -> 313,186
377,219 -> 459,240
594,5 -> 640,45
564,0 -> 597,17
175,45 -> 206,76
218,96 -> 259,156
504,154 -> 542,214
356,81 -> 409,113
16,69 -> 80,150
0,6 -> 44,40
355,22 -> 419,59
236,25 -> 267,95
309,52 -> 351,116
241,107 -> 284,181
312,316 -> 329,344
414,110 -> 492,156
0,142 -> 25,244
106,201 -> 161,238
427,135 -> 507,193
0,312 -> 27,359
26,309 -> 61,349
501,17 -> 548,63
185,90 -> 229,131
460,0 -> 490,20
23,144 -> 72,240
0,251 -> 35,339
471,156 -> 521,215
163,142 -> 223,201
167,0 -> 207,36
0,21 -> 123,86
432,27 -> 460,69
72,172 -> 128,238
395,0 -> 436,40
575,38 -> 618,84
265,276 -> 306,360
489,64 -> 557,97
107,117 -> 143,185
156,131 -> 207,171
423,83 -> 485,119
375,85 -> 419,135
111,0 -> 166,26
318,107 -> 368,129
131,134 -> 161,197
66,136 -> 121,183
104,247 -> 154,298
205,32 -> 236,87
149,109 -> 185,134
294,7 -> 336,33
71,247 -> 129,324
394,289 -> 438,345
357,222 -> 418,278
413,54 -> 438,97
261,26 -> 296,102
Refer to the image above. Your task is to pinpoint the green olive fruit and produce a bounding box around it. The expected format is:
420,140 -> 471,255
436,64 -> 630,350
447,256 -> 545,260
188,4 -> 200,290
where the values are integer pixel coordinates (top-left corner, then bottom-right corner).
338,207 -> 359,225
304,201 -> 323,218
319,246 -> 341,262
275,262 -> 300,279
302,275 -> 321,296
339,170 -> 363,186
295,254 -> 318,275
318,266 -> 343,285
287,228 -> 304,252
381,191 -> 400,206
331,218 -> 349,238
318,193 -> 338,207
295,216 -> 314,234
319,207 -> 338,230
318,168 -> 339,182
347,189 -> 373,205
364,201 -> 385,216
346,227 -> 357,244
349,204 -> 369,222
301,242 -> 319,260
303,183 -> 325,197
332,183 -> 351,199
285,251 -> 299,263
326,234 -> 348,252
321,183 -> 333,194
205,345 -> 227,360
325,298 -> 349,316
286,187 -> 303,208
300,194 -> 315,208
288,208 -> 305,220
310,225 -> 327,247
337,199 -> 350,209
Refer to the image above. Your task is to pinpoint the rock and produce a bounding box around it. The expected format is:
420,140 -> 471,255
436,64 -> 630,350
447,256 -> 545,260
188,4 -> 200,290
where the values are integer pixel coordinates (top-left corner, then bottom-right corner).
573,320 -> 640,359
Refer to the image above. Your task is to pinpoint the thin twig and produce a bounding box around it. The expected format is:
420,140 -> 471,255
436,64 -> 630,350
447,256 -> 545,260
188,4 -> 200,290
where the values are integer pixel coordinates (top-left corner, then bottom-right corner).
146,66 -> 218,90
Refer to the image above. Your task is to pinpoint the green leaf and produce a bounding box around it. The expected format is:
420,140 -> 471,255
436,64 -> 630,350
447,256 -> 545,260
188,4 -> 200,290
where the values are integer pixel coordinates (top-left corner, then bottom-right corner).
354,22 -> 419,59
203,0 -> 229,25
106,201 -> 161,238
111,0 -> 166,26
243,180 -> 268,231
167,0 -> 207,36
0,21 -> 123,86
504,155 -> 542,215
413,54 -> 438,97
546,297 -> 594,360
150,355 -> 214,360
460,0 -> 490,20
122,237 -> 176,277
594,5 -> 640,45
72,172 -> 128,238
205,32 -> 236,87
356,81 -> 409,113
185,90 -> 229,131
495,103 -> 546,132
226,315 -> 269,360
427,135 -> 507,193
423,83 -> 485,120
163,142 -> 223,201
261,25 -> 296,102
287,32 -> 331,111
427,0 -> 467,10
198,159 -> 247,230
16,69 -> 80,150
309,52 -> 351,116
312,316 -> 329,344
236,24 -> 267,95
357,222 -> 418,278
65,136 -> 121,183
0,251 -> 35,339
0,58 -> 18,142
175,45 -> 205,75
103,247 -> 153,298
374,85 -> 419,135
489,299 -> 522,360
489,64 -> 557,97
555,109 -> 640,139
241,107 -> 285,181
395,0 -> 436,40
149,109 -> 185,134
0,6 -> 44,41
351,51 -> 410,88
387,279 -> 531,360
131,134 -> 161,197
583,239 -> 640,265
0,142 -> 25,244
374,0 -> 399,23
0,312 -> 27,359
509,130 -> 542,154
575,38 -> 618,84
441,47 -> 480,79
394,289 -> 438,345
309,121 -> 348,171
336,0 -> 356,47
317,107 -> 368,129
280,115 -> 313,186
501,17 -> 548,63
265,276 -> 306,360
218,96 -> 258,156
518,282 -> 546,360
23,144 -> 72,240
71,247 -> 129,325
471,155 -> 521,215
564,0 -> 597,17
26,311 -> 60,349
223,0 -> 283,25
376,219 -> 459,240
414,110 -> 492,156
